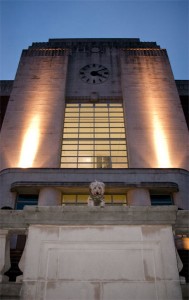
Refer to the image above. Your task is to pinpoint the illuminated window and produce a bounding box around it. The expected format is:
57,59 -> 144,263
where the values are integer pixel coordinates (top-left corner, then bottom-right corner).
62,194 -> 127,205
61,103 -> 128,168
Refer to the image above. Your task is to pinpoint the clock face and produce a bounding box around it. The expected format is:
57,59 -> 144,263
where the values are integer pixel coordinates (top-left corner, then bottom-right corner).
79,64 -> 109,84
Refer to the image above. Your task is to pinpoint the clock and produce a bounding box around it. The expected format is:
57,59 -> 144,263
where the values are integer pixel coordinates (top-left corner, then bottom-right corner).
79,64 -> 109,84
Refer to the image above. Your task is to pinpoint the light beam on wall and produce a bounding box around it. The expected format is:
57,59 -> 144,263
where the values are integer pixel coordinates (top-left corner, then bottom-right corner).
18,115 -> 40,168
153,114 -> 171,168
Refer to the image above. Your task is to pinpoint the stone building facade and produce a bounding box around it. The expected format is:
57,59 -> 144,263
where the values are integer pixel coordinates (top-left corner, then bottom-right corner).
0,38 -> 188,299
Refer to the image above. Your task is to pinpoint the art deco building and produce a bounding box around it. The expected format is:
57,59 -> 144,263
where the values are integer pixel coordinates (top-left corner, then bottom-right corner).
0,38 -> 188,300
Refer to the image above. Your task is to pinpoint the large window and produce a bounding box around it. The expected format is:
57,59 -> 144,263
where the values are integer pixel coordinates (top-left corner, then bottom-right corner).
61,103 -> 128,168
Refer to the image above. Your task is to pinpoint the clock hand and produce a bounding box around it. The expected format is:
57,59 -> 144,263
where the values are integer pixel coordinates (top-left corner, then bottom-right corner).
96,68 -> 107,72
95,72 -> 108,78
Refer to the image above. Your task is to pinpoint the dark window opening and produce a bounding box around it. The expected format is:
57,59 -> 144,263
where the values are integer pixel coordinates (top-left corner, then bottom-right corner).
150,194 -> 173,206
178,250 -> 189,283
16,194 -> 38,210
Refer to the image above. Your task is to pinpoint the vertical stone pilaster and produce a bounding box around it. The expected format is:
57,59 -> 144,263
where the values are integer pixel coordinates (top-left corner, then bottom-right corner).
38,187 -> 62,206
0,230 -> 10,282
0,54 -> 69,170
120,50 -> 189,169
127,188 -> 151,206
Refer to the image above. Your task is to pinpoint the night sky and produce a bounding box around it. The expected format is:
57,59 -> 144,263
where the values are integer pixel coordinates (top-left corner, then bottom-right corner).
0,0 -> 188,80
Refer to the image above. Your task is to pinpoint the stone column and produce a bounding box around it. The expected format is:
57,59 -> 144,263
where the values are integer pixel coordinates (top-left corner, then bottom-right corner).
0,230 -> 10,282
38,187 -> 62,206
127,188 -> 151,206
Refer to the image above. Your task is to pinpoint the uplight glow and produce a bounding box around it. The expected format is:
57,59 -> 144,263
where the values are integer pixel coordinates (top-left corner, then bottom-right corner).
18,115 -> 40,168
153,114 -> 171,168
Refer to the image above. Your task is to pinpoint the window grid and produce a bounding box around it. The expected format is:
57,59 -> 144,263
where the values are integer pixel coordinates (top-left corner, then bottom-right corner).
61,103 -> 128,168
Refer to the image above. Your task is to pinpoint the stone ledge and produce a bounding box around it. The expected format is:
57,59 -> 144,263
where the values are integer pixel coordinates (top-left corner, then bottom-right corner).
0,205 -> 182,229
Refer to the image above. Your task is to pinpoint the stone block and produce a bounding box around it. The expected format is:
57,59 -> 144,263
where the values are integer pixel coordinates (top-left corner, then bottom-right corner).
20,224 -> 182,300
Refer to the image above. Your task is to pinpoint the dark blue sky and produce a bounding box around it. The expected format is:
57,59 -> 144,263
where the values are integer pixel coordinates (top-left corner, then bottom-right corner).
0,0 -> 188,80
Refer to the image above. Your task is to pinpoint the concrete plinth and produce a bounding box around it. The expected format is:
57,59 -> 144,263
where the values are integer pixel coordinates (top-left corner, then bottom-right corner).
20,224 -> 182,300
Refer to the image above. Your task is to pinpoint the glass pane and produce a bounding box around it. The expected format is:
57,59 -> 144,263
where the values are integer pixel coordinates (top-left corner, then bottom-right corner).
111,157 -> 128,163
78,163 -> 94,168
95,128 -> 109,133
109,113 -> 123,117
109,103 -> 122,106
80,113 -> 94,117
63,195 -> 76,203
95,118 -> 109,122
63,134 -> 78,138
110,123 -> 124,127
110,128 -> 125,133
111,151 -> 126,156
62,151 -> 77,156
79,144 -> 94,150
77,195 -> 88,203
111,145 -> 126,150
79,140 -> 94,145
65,113 -> 79,117
95,108 -> 108,112
66,104 -> 78,107
95,133 -> 109,138
80,123 -> 94,127
62,140 -> 78,144
80,118 -> 94,122
80,108 -> 94,112
111,140 -> 126,144
79,128 -> 94,133
95,123 -> 109,128
64,118 -> 79,122
66,108 -> 79,112
78,157 -> 93,163
110,133 -> 125,138
95,113 -> 108,117
64,128 -> 78,133
79,151 -> 94,156
109,108 -> 122,112
61,163 -> 77,168
64,123 -> 79,128
62,145 -> 78,150
110,118 -> 124,122
95,151 -> 110,156
80,103 -> 93,107
61,157 -> 77,162
79,133 -> 94,138
95,103 -> 107,107
104,195 -> 112,203
113,195 -> 126,203
112,163 -> 128,168
95,140 -> 109,144
95,144 -> 110,150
